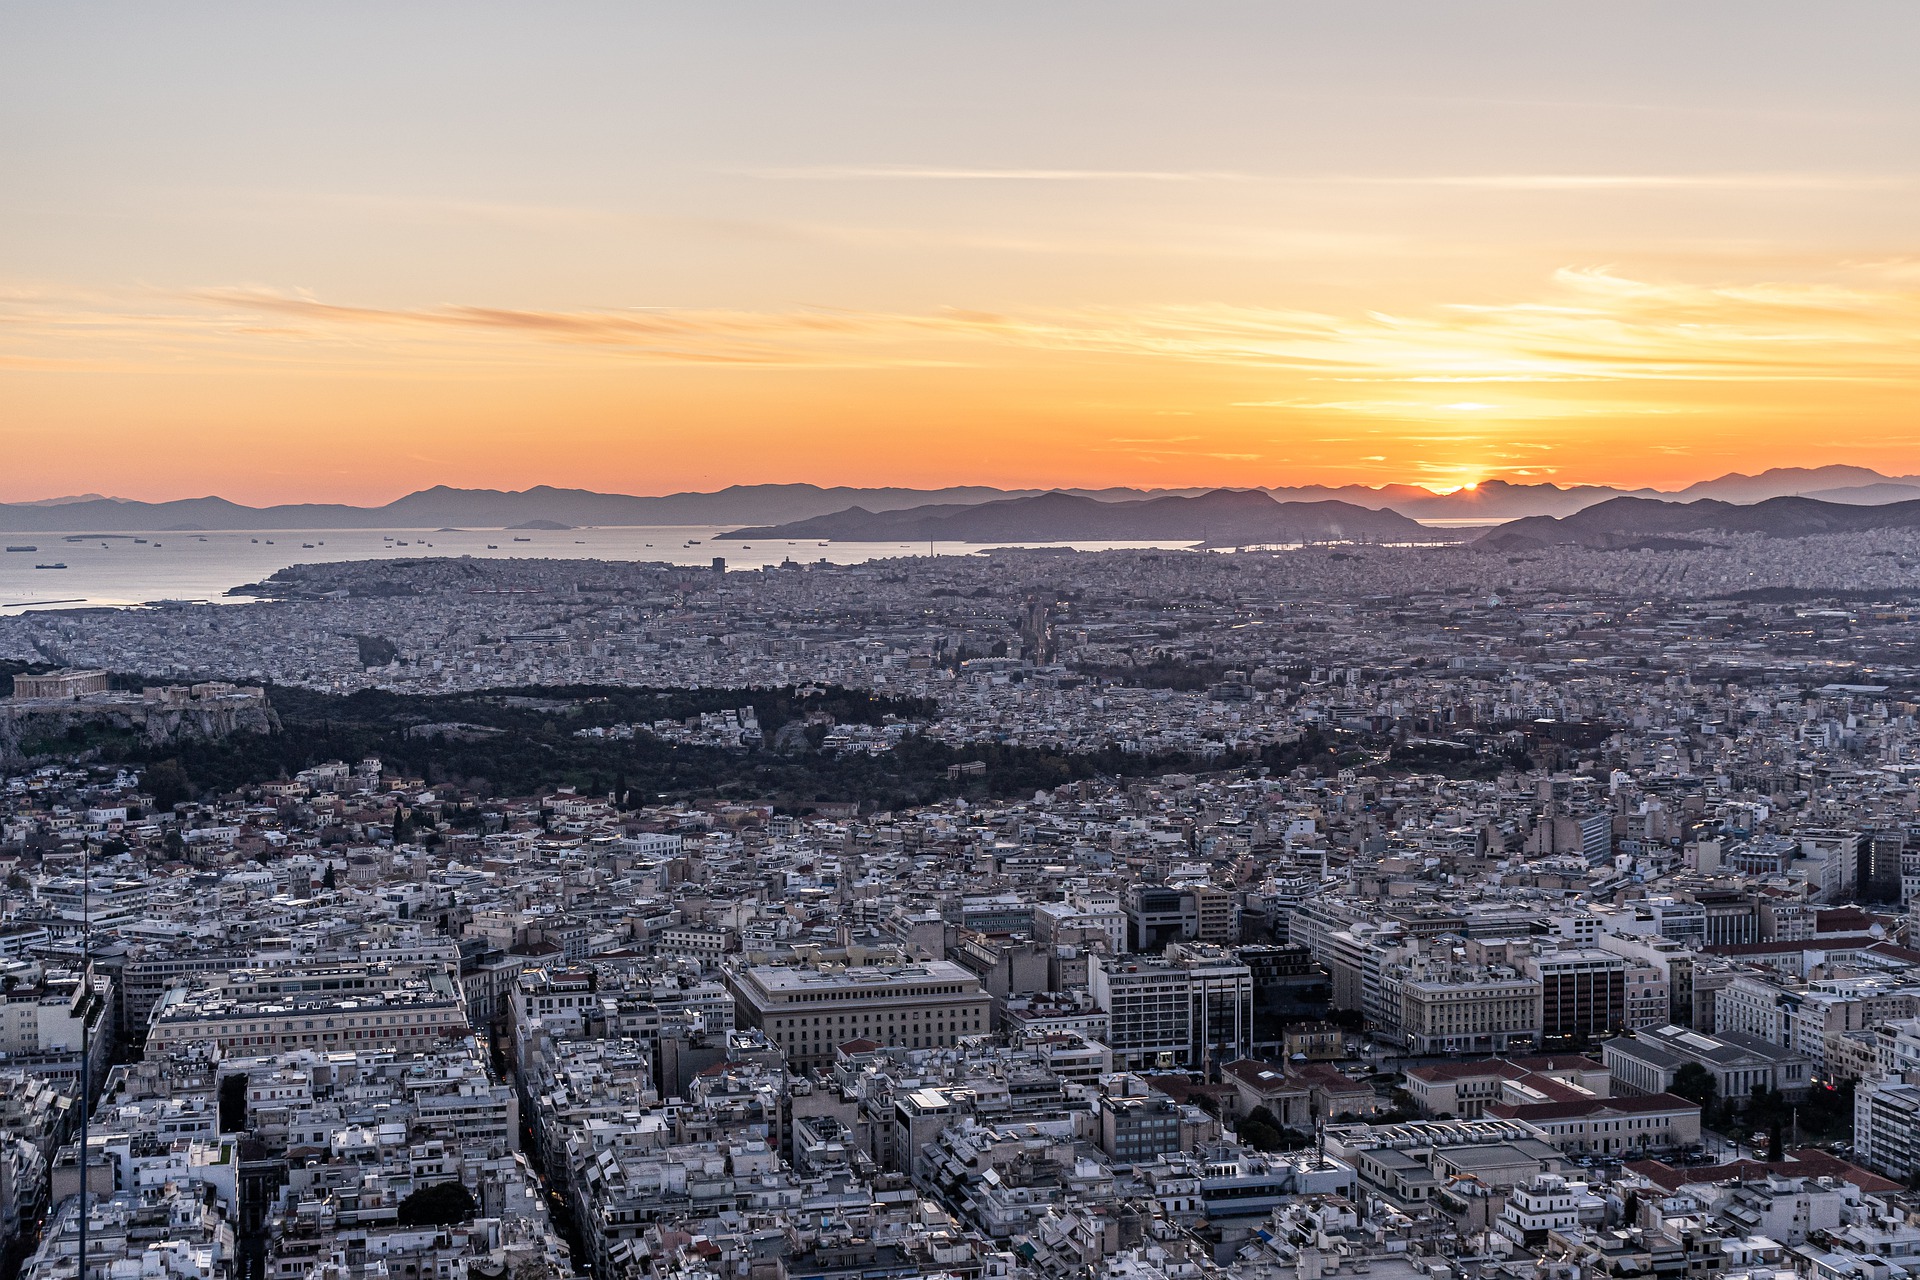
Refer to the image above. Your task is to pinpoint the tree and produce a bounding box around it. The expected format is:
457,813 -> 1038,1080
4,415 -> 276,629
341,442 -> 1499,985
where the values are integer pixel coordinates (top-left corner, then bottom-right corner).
396,1181 -> 476,1227
1383,1088 -> 1420,1123
391,809 -> 413,845
1237,1118 -> 1285,1151
321,864 -> 337,890
145,759 -> 191,811
1768,1118 -> 1784,1162
1671,1063 -> 1718,1109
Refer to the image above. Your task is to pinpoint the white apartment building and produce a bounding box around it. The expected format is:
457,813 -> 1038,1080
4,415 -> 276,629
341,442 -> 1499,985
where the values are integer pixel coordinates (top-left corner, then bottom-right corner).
1496,1173 -> 1582,1249
1856,1075 -> 1920,1180
1091,955 -> 1200,1071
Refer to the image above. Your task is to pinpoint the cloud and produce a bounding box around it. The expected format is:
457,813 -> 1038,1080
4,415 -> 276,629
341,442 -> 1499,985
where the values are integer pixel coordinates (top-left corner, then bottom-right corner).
1352,173 -> 1913,193
739,165 -> 1905,193
4,267 -> 1917,406
737,165 -> 1252,182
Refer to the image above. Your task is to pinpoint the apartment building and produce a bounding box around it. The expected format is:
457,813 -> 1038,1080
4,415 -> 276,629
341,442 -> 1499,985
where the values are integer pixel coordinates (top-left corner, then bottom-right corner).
145,962 -> 468,1059
1855,1075 -> 1920,1180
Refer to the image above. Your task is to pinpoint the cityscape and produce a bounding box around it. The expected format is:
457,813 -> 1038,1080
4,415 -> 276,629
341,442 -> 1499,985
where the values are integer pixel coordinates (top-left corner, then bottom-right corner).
6,519 -> 1920,1280
6,7 -> 1920,1280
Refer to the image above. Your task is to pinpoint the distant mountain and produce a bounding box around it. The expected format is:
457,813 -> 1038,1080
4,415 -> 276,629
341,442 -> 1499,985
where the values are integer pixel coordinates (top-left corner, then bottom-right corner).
1478,494 -> 1920,551
8,466 -> 1920,532
1802,482 -> 1920,505
0,484 -> 1161,532
1262,467 -> 1920,519
14,493 -> 126,507
719,489 -> 1428,547
1269,479 -> 1649,520
1667,465 -> 1910,504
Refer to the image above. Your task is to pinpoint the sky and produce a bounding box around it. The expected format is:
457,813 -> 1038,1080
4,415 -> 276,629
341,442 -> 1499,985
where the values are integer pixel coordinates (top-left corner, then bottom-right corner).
2,2 -> 1917,504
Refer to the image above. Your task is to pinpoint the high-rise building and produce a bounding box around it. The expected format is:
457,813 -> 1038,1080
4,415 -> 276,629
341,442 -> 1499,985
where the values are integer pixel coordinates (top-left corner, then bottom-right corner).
1528,948 -> 1628,1044
1091,949 -> 1252,1071
1855,1075 -> 1920,1180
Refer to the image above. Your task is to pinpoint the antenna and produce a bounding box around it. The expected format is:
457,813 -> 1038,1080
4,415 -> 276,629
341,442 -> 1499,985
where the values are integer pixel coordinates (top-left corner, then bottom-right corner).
78,836 -> 91,1280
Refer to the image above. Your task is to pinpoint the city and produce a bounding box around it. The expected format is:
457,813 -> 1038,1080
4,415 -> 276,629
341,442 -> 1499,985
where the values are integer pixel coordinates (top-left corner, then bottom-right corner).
4,532 -> 1920,1280
6,5 -> 1913,1280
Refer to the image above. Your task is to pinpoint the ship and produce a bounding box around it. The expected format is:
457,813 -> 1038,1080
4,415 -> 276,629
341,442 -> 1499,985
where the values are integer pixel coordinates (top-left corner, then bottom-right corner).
5,545 -> 36,553
33,563 -> 67,570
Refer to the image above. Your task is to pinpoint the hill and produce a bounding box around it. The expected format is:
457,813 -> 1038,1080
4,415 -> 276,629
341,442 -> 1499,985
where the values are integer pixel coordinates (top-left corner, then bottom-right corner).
1477,494 -> 1920,551
9,465 -> 1920,532
719,488 -> 1429,547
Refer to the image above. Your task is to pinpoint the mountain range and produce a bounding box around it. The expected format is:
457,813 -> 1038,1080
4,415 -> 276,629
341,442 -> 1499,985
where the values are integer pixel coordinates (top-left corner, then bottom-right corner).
719,489 -> 1427,547
1477,494 -> 1920,551
6,465 -> 1920,531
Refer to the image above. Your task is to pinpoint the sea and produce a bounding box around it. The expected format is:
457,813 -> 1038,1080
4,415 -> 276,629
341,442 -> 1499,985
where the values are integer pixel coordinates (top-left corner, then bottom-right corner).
0,526 -> 1208,614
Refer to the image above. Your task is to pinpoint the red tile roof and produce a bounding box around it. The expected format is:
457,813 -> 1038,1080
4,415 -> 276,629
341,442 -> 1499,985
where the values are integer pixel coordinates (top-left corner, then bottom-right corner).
1486,1091 -> 1698,1123
1623,1148 -> 1901,1195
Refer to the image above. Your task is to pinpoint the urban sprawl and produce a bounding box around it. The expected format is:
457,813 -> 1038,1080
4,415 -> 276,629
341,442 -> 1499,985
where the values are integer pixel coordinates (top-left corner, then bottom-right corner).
5,536 -> 1920,1280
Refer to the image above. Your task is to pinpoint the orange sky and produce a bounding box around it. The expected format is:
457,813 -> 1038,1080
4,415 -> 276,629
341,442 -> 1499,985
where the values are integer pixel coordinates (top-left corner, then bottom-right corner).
3,4 -> 1917,504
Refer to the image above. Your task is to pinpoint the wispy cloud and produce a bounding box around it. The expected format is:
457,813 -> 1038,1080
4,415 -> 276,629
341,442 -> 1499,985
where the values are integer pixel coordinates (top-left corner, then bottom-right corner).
4,268 -> 1917,404
739,164 -> 1907,193
737,165 -> 1252,182
1350,173 -> 1914,192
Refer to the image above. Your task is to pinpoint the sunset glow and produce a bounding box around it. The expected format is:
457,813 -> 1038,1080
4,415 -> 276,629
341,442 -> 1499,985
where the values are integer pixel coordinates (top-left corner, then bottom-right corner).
3,3 -> 1917,503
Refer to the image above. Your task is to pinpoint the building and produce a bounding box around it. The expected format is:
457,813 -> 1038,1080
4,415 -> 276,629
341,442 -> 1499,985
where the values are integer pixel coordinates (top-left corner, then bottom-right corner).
1090,949 -> 1253,1070
1404,1056 -> 1609,1120
1098,1080 -> 1199,1166
1383,953 -> 1542,1055
727,960 -> 991,1072
1091,954 -> 1199,1071
1528,947 -> 1628,1044
1495,1172 -> 1583,1249
1238,944 -> 1333,1028
1855,1075 -> 1920,1180
0,965 -> 113,1087
1165,942 -> 1253,1066
1485,1092 -> 1701,1155
9,670 -> 109,700
145,962 -> 468,1059
1602,1024 -> 1812,1105
1031,891 -> 1127,957
1127,884 -> 1199,951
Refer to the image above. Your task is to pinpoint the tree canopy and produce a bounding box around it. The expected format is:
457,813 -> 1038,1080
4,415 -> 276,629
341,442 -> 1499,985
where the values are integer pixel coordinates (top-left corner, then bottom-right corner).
397,1181 -> 476,1227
